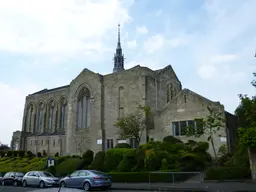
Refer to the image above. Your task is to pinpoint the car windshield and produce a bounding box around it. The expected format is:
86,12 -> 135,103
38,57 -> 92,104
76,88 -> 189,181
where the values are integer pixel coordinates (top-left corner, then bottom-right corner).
40,172 -> 54,177
15,172 -> 24,177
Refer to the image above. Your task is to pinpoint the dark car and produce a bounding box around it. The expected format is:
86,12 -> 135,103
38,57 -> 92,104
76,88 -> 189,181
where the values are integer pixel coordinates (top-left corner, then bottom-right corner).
1,172 -> 24,186
0,172 -> 4,185
60,170 -> 112,191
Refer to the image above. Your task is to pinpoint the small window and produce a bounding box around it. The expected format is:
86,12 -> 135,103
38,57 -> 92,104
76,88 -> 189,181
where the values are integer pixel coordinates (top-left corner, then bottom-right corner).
53,140 -> 55,147
184,95 -> 187,103
129,138 -> 137,148
172,122 -> 180,136
41,140 -> 43,145
107,139 -> 113,149
180,121 -> 187,135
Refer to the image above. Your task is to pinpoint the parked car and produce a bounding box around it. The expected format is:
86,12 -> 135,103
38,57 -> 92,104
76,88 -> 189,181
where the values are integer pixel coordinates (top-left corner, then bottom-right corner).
60,170 -> 112,191
22,171 -> 60,188
0,172 -> 4,185
1,172 -> 24,186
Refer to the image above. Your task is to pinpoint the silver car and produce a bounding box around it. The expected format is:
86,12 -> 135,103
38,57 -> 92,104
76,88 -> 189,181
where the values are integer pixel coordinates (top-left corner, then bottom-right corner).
60,170 -> 112,191
22,171 -> 60,188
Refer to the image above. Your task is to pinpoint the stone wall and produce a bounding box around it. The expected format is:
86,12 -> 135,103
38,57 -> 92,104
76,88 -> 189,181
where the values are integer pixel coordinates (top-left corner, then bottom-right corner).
153,88 -> 227,157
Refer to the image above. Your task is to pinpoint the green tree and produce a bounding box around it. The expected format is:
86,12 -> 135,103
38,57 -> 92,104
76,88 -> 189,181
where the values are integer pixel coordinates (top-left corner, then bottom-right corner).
186,106 -> 224,166
114,104 -> 152,147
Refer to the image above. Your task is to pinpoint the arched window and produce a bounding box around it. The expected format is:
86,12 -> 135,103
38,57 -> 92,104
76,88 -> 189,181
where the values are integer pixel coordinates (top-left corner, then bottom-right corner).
166,83 -> 174,103
37,102 -> 44,132
48,100 -> 55,131
26,104 -> 34,132
76,88 -> 91,129
59,98 -> 67,130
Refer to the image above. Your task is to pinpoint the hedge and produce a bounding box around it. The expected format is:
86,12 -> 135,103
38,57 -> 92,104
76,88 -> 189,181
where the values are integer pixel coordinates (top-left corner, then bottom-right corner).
109,171 -> 193,183
205,167 -> 251,180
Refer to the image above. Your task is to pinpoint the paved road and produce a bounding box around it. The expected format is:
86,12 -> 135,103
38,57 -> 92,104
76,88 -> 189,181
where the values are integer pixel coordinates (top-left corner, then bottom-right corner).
0,186 -> 140,192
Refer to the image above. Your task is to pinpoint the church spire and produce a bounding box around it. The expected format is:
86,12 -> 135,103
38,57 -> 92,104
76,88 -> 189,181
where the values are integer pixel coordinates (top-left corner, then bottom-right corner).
113,24 -> 124,73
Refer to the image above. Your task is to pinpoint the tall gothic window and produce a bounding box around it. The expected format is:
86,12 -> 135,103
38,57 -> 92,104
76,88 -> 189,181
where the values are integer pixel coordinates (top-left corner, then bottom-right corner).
37,102 -> 44,132
59,98 -> 67,130
26,104 -> 34,132
76,88 -> 91,129
166,83 -> 174,103
118,86 -> 124,118
48,100 -> 55,131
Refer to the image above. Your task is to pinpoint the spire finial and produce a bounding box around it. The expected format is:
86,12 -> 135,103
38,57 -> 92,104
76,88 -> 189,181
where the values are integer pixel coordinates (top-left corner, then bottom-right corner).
118,24 -> 120,44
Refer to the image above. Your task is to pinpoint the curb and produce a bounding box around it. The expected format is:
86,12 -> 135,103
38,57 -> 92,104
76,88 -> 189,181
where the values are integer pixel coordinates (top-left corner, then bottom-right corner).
111,187 -> 207,191
205,180 -> 254,183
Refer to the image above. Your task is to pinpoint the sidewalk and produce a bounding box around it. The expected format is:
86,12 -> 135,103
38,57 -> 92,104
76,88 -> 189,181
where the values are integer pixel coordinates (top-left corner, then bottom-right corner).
111,182 -> 256,191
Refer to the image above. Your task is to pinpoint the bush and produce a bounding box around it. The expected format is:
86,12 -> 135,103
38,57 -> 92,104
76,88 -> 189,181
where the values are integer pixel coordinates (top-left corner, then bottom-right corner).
115,143 -> 131,149
205,167 -> 251,180
13,151 -> 18,157
18,151 -> 25,157
55,152 -> 59,157
43,150 -> 47,157
88,151 -> 105,171
6,151 -> 12,157
117,149 -> 136,172
26,151 -> 34,158
82,150 -> 94,165
37,152 -> 42,157
0,151 -> 6,157
56,158 -> 83,177
163,136 -> 183,144
47,166 -> 56,176
104,148 -> 130,172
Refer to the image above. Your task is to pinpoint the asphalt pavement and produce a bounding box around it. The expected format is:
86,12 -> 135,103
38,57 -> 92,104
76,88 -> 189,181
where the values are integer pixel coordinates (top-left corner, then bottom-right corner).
0,186 -> 139,192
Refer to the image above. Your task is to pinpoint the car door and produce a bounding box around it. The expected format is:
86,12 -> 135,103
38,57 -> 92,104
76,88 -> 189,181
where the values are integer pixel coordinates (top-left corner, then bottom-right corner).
25,172 -> 33,185
28,172 -> 38,186
3,172 -> 10,185
77,171 -> 89,188
9,172 -> 15,185
65,171 -> 80,188
33,172 -> 40,186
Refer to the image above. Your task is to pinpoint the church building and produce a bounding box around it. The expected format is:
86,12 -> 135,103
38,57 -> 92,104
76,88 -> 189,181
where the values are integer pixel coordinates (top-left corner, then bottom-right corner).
11,25 -> 237,157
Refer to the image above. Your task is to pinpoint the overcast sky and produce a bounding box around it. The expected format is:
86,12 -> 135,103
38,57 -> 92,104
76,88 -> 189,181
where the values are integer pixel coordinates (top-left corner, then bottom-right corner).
0,0 -> 255,145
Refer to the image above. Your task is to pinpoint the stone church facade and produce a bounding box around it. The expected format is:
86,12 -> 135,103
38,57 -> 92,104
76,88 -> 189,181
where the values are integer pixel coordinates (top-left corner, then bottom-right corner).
11,25 -> 237,156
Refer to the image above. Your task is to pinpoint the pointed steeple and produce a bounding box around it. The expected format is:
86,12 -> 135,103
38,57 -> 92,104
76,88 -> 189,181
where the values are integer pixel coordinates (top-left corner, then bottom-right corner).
113,24 -> 124,73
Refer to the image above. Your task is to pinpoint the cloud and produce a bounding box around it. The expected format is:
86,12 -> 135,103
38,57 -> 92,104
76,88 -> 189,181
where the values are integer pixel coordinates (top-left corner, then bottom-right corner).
126,40 -> 138,49
0,0 -> 132,57
0,82 -> 40,145
136,25 -> 148,34
169,38 -> 189,48
144,34 -> 164,53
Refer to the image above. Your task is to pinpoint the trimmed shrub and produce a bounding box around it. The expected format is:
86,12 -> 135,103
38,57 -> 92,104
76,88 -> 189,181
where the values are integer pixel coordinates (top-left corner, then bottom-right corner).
88,151 -> 105,171
56,158 -> 82,177
55,152 -> 59,157
163,136 -> 183,144
47,166 -> 56,176
117,149 -> 136,172
43,150 -> 47,157
18,150 -> 25,157
0,151 -> 6,157
26,151 -> 34,158
104,148 -> 130,172
6,151 -> 12,157
205,167 -> 251,180
37,152 -> 42,157
160,159 -> 168,170
13,151 -> 18,157
115,143 -> 131,149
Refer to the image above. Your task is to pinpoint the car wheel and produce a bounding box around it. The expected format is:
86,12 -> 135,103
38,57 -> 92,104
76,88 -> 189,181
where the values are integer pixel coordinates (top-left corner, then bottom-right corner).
60,181 -> 66,188
83,182 -> 91,191
39,181 -> 45,188
13,181 -> 18,186
22,180 -> 27,187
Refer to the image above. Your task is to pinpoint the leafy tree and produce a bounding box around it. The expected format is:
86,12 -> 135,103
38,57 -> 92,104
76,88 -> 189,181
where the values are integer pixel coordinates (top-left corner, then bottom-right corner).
114,105 -> 152,147
186,106 -> 225,166
0,143 -> 9,151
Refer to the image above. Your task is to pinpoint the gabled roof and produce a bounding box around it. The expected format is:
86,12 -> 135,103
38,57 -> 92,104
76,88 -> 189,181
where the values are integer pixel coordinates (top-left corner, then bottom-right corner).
29,85 -> 69,96
154,65 -> 181,83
